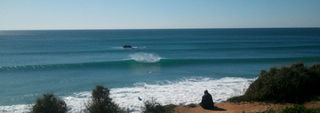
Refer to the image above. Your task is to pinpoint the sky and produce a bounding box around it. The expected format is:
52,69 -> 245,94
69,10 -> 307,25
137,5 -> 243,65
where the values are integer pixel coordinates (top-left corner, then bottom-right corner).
0,0 -> 320,30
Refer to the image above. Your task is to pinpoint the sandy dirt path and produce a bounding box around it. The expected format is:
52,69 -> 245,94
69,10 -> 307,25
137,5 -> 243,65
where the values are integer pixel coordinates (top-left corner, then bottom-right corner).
173,101 -> 320,113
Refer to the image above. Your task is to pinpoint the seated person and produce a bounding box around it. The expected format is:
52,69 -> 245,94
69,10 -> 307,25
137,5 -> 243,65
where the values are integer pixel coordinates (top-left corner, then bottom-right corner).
200,90 -> 214,110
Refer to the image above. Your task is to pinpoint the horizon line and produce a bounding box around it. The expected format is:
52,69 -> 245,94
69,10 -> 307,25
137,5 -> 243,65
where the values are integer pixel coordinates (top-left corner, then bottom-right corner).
0,27 -> 319,31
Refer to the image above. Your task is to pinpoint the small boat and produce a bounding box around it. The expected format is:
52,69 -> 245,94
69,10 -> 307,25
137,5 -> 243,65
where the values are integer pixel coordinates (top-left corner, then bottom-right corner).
123,45 -> 133,49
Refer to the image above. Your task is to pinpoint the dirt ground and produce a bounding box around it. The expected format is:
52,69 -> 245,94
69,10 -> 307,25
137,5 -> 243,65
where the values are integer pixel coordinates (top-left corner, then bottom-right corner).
173,101 -> 320,113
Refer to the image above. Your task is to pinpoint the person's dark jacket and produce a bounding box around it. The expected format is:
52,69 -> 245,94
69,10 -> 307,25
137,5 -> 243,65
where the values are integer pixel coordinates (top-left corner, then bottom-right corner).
200,90 -> 214,109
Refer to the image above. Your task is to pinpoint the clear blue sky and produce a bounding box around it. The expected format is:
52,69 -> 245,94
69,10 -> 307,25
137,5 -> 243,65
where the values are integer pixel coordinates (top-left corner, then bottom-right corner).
1,0 -> 320,30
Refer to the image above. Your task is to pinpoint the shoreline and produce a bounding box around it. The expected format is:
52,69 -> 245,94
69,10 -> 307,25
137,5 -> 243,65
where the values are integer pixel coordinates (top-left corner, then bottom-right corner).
0,77 -> 254,113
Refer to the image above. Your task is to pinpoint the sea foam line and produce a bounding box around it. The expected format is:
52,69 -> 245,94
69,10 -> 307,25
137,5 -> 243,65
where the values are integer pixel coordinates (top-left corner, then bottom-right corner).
0,77 -> 254,113
129,52 -> 162,63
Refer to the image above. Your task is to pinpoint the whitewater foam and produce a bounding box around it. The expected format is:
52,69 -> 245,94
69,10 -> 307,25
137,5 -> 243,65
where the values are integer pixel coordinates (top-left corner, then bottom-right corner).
129,53 -> 162,63
0,77 -> 254,113
0,104 -> 31,113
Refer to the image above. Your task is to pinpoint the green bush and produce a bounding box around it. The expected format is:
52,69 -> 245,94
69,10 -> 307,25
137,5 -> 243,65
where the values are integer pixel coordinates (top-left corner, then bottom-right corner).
229,63 -> 320,103
254,105 -> 320,113
31,93 -> 67,113
186,103 -> 197,108
281,105 -> 310,113
143,99 -> 176,113
86,85 -> 125,113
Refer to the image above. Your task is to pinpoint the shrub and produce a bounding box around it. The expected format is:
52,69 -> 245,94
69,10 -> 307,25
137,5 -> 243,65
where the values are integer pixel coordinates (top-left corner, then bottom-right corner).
143,98 -> 176,113
229,63 -> 320,103
31,93 -> 67,113
254,105 -> 320,113
186,103 -> 197,108
86,85 -> 124,113
281,105 -> 310,113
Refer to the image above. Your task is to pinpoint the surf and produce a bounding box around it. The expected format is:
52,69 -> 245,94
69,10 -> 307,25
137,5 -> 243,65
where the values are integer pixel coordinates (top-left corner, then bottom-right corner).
0,77 -> 255,113
1,56 -> 320,71
129,52 -> 162,63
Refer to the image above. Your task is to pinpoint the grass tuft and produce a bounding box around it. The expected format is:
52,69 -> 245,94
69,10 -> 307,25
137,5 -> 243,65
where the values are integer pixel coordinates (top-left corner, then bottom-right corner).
143,98 -> 176,113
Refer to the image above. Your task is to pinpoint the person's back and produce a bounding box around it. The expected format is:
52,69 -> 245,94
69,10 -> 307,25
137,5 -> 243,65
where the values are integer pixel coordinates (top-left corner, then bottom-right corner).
200,90 -> 214,110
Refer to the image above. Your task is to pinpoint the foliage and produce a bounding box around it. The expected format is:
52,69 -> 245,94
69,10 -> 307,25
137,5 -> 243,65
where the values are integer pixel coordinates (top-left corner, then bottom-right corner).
229,63 -> 320,103
261,109 -> 276,113
86,85 -> 125,113
143,98 -> 176,113
186,103 -> 197,108
255,105 -> 320,113
281,104 -> 320,113
31,93 -> 67,113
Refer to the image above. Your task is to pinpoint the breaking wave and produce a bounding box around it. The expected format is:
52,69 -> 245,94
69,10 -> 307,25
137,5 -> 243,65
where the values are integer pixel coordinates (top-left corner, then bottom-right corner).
1,56 -> 319,71
0,77 -> 255,113
129,53 -> 162,63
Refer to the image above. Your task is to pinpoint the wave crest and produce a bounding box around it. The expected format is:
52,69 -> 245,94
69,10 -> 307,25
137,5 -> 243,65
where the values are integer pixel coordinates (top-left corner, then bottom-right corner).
129,53 -> 162,63
0,77 -> 254,113
1,57 -> 320,71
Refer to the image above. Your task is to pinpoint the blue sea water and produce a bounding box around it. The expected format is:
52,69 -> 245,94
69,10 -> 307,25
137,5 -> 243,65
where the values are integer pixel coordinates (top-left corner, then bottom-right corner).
0,28 -> 320,112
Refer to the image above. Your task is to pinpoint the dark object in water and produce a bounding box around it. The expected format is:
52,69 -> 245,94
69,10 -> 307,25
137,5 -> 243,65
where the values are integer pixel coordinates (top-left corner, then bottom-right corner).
200,90 -> 214,110
123,45 -> 132,49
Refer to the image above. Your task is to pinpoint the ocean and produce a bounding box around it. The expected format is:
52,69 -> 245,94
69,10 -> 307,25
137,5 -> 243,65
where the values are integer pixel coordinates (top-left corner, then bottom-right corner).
0,28 -> 320,112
